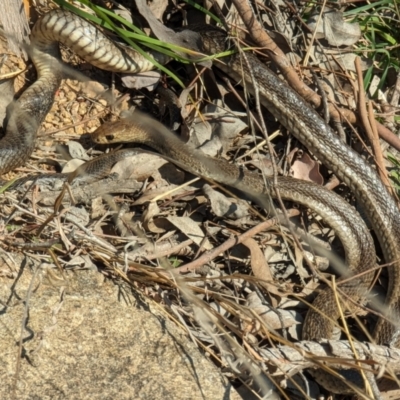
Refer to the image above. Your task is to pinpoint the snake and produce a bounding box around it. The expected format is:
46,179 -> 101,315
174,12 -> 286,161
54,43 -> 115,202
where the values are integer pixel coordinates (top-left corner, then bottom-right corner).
3,8 -> 400,394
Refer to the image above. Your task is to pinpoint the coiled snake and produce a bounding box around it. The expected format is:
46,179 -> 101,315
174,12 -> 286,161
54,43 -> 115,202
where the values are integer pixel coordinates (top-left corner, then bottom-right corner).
4,8 -> 400,394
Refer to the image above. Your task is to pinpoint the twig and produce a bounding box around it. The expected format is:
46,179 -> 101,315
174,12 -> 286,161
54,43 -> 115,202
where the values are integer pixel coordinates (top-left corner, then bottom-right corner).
175,209 -> 300,273
355,57 -> 392,194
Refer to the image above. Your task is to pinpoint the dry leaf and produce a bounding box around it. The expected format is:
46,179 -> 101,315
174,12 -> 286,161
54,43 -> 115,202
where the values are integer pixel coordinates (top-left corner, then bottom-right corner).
192,118 -> 213,148
111,153 -> 167,181
142,202 -> 165,233
290,152 -> 323,185
136,0 -> 207,65
167,216 -> 212,250
293,246 -> 311,280
203,184 -> 249,219
121,71 -> 162,91
242,238 -> 283,297
91,196 -> 105,220
114,8 -> 133,23
193,101 -> 248,157
65,254 -> 96,269
308,8 -> 361,46
67,141 -> 90,160
310,47 -> 371,73
245,292 -> 301,330
65,206 -> 90,226
111,153 -> 184,188
62,158 -> 85,174
145,0 -> 168,20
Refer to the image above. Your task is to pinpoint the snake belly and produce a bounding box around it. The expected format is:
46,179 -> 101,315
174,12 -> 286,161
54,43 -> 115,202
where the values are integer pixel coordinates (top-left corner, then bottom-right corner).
4,8 -> 400,394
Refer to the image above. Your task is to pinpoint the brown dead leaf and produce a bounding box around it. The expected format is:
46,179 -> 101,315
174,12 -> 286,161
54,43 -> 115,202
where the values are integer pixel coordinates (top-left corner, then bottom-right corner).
245,157 -> 276,175
301,278 -> 321,298
142,202 -> 165,233
290,152 -> 323,185
242,238 -> 281,296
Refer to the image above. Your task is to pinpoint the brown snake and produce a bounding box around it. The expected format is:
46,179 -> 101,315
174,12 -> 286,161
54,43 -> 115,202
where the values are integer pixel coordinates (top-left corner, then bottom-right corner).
4,8 -> 400,393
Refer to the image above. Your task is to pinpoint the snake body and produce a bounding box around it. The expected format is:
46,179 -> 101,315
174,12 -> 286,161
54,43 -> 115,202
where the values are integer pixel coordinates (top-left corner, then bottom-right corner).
2,9 -> 169,174
189,27 -> 400,345
94,116 -> 377,309
4,8 -> 400,393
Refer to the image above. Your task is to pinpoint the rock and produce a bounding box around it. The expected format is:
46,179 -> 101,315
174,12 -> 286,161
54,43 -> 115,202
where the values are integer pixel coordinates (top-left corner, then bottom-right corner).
0,254 -> 237,399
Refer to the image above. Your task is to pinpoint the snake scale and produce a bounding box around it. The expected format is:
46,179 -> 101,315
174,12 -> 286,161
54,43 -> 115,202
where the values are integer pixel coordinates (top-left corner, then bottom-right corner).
3,8 -> 400,394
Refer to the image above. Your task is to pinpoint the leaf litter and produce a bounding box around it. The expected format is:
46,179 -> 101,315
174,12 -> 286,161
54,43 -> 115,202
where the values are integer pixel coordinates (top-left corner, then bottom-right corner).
1,0 -> 399,398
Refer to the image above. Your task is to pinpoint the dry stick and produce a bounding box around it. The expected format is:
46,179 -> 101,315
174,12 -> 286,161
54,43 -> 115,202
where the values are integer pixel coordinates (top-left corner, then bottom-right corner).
175,209 -> 300,273
303,0 -> 328,67
368,100 -> 393,195
229,0 -> 400,152
355,57 -> 393,195
355,57 -> 380,155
